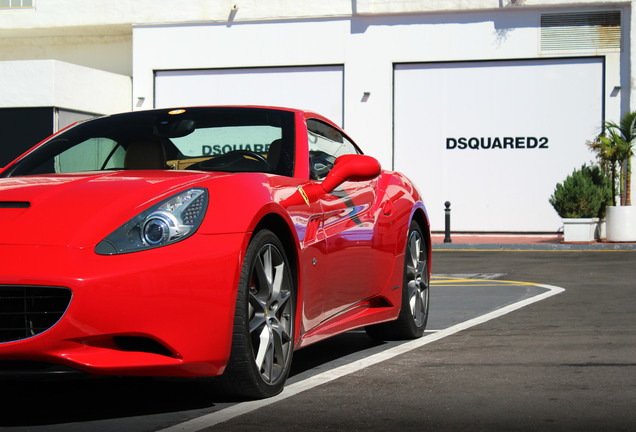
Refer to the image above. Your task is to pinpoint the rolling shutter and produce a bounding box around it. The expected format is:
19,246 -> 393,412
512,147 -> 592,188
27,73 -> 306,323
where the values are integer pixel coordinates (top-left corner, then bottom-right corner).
541,11 -> 621,52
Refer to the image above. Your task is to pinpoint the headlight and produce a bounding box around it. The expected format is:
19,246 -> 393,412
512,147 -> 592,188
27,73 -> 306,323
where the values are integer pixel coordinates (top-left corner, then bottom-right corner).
95,188 -> 208,255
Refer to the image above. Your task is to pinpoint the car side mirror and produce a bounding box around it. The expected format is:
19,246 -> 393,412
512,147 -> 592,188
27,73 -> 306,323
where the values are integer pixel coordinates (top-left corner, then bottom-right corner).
280,154 -> 381,207
321,154 -> 381,193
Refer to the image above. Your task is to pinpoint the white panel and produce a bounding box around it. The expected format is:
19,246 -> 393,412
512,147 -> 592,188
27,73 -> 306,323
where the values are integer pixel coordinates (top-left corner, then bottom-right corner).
154,65 -> 343,126
0,60 -> 131,114
394,58 -> 604,232
56,109 -> 95,132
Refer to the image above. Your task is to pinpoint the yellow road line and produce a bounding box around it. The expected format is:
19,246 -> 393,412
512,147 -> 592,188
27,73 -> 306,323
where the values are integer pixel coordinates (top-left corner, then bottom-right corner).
431,277 -> 542,287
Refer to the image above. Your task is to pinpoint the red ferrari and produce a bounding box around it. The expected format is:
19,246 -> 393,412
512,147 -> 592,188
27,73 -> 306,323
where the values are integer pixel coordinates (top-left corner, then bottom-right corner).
0,106 -> 430,398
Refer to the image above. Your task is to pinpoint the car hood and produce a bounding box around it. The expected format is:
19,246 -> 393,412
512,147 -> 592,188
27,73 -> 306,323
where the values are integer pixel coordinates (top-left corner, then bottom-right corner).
0,171 -> 216,248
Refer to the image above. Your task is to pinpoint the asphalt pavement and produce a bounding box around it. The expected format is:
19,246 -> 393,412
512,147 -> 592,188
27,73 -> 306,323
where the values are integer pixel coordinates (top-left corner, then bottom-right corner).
207,248 -> 636,432
1,246 -> 634,432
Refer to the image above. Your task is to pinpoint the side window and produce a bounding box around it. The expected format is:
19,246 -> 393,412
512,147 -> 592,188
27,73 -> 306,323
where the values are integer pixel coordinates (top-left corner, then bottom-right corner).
54,138 -> 124,173
307,119 -> 360,180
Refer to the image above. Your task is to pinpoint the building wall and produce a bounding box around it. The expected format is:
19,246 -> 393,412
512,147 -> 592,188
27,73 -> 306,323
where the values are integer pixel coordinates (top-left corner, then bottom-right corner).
132,6 -> 627,231
1,1 -> 632,77
1,0 -> 634,231
0,60 -> 132,113
0,27 -> 132,76
1,1 -> 630,26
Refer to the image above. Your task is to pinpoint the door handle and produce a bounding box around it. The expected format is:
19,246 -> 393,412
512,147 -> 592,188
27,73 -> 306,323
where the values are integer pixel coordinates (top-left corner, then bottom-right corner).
382,200 -> 393,216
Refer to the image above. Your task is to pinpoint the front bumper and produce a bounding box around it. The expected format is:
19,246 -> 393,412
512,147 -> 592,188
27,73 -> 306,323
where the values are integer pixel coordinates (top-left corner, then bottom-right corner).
0,232 -> 247,377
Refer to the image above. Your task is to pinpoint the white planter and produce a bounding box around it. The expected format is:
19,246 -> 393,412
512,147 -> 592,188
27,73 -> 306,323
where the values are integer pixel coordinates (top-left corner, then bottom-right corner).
562,218 -> 599,243
606,206 -> 636,242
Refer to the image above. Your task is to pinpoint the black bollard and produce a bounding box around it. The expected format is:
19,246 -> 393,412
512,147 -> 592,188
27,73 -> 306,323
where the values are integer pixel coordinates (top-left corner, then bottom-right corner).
444,201 -> 452,243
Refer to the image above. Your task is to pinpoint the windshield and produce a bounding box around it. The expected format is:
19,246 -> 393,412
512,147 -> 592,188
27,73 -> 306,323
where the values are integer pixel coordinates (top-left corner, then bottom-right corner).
2,107 -> 296,178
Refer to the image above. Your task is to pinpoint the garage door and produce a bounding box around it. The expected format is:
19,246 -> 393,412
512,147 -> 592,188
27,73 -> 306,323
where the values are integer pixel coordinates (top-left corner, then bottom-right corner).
394,57 -> 604,232
155,65 -> 344,126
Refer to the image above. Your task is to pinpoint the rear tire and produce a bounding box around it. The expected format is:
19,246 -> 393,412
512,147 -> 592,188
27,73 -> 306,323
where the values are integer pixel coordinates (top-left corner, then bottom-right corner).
366,221 -> 429,340
220,229 -> 295,399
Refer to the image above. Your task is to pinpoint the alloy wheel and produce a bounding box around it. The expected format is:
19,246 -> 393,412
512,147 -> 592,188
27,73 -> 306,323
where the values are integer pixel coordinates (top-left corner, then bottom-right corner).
247,243 -> 293,385
405,229 -> 429,327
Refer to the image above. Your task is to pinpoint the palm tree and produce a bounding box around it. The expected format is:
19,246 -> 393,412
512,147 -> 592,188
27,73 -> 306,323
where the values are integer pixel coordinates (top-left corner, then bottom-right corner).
590,111 -> 636,206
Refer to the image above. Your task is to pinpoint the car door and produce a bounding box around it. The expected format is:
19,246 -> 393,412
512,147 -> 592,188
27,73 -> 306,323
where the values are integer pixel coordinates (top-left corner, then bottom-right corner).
306,120 -> 392,319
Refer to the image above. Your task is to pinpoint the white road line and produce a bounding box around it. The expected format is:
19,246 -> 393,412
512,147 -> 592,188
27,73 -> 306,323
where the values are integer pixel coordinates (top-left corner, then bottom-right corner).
158,283 -> 565,432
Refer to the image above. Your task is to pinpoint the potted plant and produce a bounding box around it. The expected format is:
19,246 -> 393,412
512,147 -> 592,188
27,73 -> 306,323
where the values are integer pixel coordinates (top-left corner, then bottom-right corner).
589,112 -> 636,241
549,164 -> 612,242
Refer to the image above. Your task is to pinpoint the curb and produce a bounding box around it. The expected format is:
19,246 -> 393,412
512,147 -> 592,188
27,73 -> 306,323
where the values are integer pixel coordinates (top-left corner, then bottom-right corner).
433,242 -> 636,251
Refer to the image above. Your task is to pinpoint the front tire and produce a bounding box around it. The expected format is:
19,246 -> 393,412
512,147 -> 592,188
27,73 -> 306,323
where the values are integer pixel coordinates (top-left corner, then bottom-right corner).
366,221 -> 429,340
221,229 -> 295,399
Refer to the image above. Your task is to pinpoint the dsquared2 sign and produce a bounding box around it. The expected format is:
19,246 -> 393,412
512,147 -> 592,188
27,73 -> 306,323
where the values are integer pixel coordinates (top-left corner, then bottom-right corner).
446,137 -> 549,150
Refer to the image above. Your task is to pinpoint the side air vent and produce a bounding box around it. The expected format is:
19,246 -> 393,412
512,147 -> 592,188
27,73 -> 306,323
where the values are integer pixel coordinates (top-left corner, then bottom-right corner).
0,201 -> 30,209
113,336 -> 175,357
0,286 -> 72,343
541,11 -> 621,52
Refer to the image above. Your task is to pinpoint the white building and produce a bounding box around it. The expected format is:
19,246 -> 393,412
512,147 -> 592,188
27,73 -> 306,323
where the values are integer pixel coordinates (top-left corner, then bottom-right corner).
1,0 -> 633,232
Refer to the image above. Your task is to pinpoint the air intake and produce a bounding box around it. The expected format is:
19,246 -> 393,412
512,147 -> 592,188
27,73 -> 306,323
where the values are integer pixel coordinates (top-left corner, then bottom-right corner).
0,202 -> 30,209
541,11 -> 621,52
0,286 -> 72,343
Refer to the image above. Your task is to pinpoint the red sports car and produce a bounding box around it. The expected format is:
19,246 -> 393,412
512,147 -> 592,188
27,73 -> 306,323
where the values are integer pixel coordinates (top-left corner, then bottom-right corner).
0,106 -> 430,398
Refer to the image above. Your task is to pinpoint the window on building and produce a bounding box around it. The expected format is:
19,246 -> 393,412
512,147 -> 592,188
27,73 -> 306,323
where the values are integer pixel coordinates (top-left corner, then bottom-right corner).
0,0 -> 34,8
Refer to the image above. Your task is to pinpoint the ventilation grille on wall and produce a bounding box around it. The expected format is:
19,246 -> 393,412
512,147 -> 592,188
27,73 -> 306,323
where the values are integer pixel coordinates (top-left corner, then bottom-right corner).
541,11 -> 621,52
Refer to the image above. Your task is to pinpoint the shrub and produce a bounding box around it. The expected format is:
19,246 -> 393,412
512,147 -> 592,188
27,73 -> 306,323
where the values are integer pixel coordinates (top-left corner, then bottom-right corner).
549,164 -> 612,218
